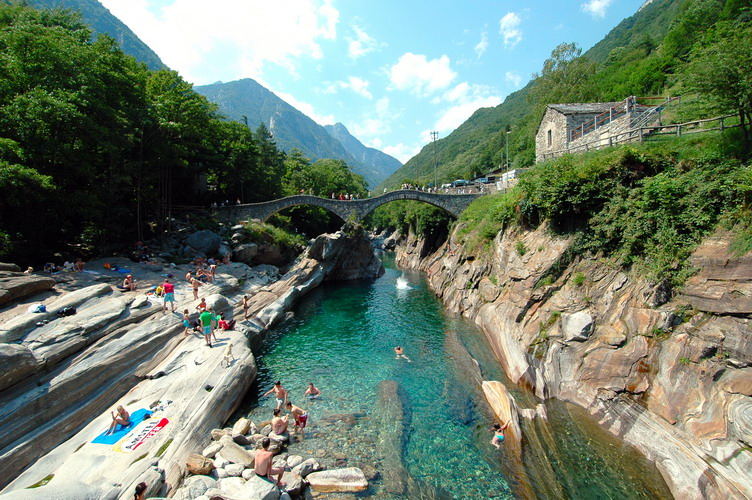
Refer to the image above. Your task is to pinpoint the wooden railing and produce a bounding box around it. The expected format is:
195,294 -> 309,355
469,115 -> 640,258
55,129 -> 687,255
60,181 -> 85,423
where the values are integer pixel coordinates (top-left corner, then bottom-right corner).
568,96 -> 680,142
541,113 -> 740,161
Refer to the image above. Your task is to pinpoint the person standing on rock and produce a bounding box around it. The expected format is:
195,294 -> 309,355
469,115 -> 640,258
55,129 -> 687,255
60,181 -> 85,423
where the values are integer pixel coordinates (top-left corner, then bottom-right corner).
254,438 -> 285,488
199,308 -> 214,347
263,381 -> 288,410
162,279 -> 175,313
271,408 -> 288,434
190,277 -> 202,300
242,295 -> 251,319
286,401 -> 308,440
182,309 -> 192,335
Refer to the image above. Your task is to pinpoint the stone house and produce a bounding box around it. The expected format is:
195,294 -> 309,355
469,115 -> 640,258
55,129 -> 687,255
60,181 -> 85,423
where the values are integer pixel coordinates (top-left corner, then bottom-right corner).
535,97 -> 653,162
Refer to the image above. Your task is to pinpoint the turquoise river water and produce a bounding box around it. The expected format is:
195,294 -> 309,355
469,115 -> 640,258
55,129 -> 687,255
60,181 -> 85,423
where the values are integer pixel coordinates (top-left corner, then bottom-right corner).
237,257 -> 672,499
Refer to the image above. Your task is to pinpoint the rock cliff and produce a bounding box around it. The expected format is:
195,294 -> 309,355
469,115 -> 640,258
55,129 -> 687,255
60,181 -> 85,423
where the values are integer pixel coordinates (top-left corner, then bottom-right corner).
395,225 -> 751,499
0,228 -> 382,499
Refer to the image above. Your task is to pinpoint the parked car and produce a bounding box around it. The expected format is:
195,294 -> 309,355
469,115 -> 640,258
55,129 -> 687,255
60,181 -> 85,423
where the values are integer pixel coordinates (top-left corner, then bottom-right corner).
451,179 -> 470,187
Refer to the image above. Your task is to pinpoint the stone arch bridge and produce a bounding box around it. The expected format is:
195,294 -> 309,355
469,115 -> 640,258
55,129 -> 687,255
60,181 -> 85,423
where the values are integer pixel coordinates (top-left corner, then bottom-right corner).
213,190 -> 481,223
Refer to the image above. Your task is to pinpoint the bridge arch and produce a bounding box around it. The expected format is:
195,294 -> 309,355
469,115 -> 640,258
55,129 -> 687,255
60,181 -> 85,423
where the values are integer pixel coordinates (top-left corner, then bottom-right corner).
213,190 -> 481,224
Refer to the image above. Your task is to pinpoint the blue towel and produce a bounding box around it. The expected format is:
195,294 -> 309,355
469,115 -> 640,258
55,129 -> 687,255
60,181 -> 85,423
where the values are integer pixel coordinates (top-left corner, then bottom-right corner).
92,408 -> 152,445
116,268 -> 131,274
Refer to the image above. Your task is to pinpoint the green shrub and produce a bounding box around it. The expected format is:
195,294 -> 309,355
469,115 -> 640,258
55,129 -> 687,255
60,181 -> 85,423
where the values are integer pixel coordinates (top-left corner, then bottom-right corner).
572,272 -> 586,287
515,241 -> 527,256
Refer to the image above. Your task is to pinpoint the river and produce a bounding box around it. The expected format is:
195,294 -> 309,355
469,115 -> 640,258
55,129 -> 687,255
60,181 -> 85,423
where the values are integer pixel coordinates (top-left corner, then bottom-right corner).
236,256 -> 671,499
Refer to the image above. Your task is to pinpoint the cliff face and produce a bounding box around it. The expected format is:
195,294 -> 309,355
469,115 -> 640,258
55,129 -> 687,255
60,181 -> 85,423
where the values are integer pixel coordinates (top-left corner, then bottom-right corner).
395,225 -> 752,499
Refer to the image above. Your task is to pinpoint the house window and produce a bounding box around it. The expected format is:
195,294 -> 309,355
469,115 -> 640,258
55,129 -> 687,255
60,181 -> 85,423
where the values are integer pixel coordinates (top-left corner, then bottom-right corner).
547,129 -> 552,147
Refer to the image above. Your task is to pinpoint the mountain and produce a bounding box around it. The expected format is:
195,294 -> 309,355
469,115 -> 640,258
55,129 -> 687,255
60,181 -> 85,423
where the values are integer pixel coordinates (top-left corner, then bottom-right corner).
195,78 -> 400,187
379,0 -> 694,190
29,0 -> 165,70
324,123 -> 402,188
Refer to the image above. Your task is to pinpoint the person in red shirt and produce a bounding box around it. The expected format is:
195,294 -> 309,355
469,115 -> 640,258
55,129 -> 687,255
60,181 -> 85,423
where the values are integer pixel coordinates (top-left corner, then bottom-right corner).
162,279 -> 176,313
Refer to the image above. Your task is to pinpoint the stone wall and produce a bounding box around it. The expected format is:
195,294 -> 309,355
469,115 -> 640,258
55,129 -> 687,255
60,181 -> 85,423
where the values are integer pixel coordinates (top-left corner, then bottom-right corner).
535,108 -> 568,162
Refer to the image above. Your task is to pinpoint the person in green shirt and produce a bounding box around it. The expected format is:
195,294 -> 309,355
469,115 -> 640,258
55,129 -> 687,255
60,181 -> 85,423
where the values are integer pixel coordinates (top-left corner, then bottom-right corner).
199,309 -> 214,347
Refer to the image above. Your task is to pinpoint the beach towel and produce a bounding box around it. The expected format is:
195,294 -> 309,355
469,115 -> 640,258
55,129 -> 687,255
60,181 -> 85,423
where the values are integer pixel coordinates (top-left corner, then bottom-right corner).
91,408 -> 152,445
116,268 -> 131,274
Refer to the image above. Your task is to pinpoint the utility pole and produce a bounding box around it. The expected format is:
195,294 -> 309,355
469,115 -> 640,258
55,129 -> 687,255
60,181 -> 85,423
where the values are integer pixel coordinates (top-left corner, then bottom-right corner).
505,127 -> 511,171
430,131 -> 438,189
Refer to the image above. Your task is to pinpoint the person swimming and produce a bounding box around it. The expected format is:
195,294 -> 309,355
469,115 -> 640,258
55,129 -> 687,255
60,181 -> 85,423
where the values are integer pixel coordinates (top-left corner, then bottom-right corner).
491,422 -> 509,449
304,382 -> 321,399
394,346 -> 411,362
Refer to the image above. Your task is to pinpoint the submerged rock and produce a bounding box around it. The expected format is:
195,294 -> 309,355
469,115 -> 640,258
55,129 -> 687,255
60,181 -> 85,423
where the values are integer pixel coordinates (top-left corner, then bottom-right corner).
307,467 -> 368,493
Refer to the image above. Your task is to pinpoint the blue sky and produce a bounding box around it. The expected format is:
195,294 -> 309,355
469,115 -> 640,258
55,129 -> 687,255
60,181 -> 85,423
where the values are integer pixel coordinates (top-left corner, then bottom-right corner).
100,0 -> 647,162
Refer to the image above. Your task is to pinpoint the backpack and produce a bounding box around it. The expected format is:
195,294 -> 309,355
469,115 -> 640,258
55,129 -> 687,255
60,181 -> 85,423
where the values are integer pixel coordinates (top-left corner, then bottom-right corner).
57,306 -> 77,317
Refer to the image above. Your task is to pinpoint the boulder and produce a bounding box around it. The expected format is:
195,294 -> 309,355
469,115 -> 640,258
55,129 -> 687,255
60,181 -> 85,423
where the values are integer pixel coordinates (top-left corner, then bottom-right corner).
306,467 -> 368,493
232,417 -> 252,435
560,310 -> 594,341
0,343 -> 41,392
481,380 -> 522,452
186,230 -> 222,256
213,468 -> 228,479
241,474 -> 280,500
218,476 -> 246,497
219,435 -> 255,467
233,243 -> 259,264
242,469 -> 256,481
211,428 -> 230,440
0,263 -> 21,272
183,475 -> 217,498
0,271 -> 55,307
213,453 -> 229,469
268,431 -> 288,443
206,294 -> 231,315
281,471 -> 305,496
291,458 -> 322,478
225,463 -> 245,477
232,434 -> 251,446
202,442 -> 223,459
286,455 -> 304,469
187,453 -> 215,475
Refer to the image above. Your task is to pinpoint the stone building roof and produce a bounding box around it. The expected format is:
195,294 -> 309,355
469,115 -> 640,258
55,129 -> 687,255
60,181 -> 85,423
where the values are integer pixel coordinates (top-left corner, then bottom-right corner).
547,102 -> 623,115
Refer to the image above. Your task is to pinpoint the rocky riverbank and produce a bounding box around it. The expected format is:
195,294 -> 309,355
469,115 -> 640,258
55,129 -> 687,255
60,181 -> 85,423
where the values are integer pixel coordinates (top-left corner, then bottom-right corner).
0,227 -> 383,499
391,225 -> 751,499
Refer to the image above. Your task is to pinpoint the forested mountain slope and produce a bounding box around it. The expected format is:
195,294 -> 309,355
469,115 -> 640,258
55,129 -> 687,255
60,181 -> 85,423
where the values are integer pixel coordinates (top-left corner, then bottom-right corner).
196,79 -> 400,187
28,0 -> 165,70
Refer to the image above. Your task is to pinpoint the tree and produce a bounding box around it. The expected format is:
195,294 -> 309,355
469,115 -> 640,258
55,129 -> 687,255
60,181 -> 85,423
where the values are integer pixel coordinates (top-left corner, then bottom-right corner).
683,21 -> 752,143
530,43 -> 598,109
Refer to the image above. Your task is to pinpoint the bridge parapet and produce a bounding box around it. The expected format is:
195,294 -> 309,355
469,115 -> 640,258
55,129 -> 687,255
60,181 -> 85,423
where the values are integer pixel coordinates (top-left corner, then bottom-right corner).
213,190 -> 481,223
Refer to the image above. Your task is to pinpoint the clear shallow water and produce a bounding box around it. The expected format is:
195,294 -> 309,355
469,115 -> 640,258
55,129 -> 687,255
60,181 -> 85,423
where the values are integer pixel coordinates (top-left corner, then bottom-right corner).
237,258 -> 671,499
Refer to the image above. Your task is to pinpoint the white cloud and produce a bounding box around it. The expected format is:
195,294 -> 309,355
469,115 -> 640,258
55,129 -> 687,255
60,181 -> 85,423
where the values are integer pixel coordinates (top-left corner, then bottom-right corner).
505,71 -> 522,88
388,53 -> 457,97
581,0 -> 613,18
99,0 -> 340,84
499,12 -> 522,48
275,90 -> 335,125
474,31 -> 488,58
431,83 -> 503,134
352,97 -> 394,140
383,143 -> 422,163
323,76 -> 373,99
347,25 -> 381,59
435,96 -> 501,133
